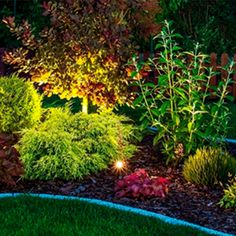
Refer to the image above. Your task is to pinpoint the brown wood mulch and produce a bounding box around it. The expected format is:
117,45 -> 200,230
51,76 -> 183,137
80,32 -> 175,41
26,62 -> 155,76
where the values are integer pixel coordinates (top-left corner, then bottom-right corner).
0,137 -> 236,235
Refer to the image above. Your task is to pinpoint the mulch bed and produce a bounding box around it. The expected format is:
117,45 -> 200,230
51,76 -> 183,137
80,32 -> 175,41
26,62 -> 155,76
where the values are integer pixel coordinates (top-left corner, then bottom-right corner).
0,136 -> 236,235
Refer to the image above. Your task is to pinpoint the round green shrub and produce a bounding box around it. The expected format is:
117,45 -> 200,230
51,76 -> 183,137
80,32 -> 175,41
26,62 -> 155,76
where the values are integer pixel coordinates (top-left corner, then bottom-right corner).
19,128 -> 88,180
183,147 -> 236,187
18,108 -> 137,180
0,75 -> 42,133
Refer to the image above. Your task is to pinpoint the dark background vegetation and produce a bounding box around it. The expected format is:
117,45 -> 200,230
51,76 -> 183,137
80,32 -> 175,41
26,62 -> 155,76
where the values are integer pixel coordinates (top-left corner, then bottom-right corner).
159,0 -> 236,55
1,0 -> 236,54
0,0 -> 47,48
1,0 -> 236,139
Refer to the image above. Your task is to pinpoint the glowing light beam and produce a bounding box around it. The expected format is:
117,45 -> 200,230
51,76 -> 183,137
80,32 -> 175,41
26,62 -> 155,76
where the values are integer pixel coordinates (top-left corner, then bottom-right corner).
113,160 -> 127,173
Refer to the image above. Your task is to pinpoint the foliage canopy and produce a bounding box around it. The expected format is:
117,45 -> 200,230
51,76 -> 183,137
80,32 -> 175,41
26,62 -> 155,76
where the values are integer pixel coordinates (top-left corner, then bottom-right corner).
3,0 -> 161,112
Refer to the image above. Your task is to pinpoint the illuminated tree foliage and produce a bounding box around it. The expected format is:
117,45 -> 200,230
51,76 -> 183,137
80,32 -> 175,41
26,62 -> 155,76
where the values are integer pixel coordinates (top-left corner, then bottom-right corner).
3,0 -> 161,113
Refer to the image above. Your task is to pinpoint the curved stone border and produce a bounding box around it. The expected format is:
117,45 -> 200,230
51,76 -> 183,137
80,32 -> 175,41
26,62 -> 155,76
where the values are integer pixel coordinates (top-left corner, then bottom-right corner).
0,193 -> 233,236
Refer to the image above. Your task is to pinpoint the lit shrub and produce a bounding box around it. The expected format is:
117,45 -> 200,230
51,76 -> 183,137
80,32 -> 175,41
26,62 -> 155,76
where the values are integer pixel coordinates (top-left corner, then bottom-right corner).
18,108 -> 137,180
19,129 -> 88,180
219,177 -> 236,209
0,74 -> 42,133
71,110 -> 137,162
183,147 -> 236,187
3,0 -> 161,113
40,106 -> 73,131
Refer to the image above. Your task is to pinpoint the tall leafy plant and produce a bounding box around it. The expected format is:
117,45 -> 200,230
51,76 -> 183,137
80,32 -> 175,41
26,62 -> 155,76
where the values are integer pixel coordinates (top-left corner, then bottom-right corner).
2,0 -> 161,113
130,21 -> 234,163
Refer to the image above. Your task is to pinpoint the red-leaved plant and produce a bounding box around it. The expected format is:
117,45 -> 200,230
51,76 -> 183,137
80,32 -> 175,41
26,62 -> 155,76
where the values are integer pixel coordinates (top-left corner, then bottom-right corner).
115,169 -> 169,199
0,133 -> 24,185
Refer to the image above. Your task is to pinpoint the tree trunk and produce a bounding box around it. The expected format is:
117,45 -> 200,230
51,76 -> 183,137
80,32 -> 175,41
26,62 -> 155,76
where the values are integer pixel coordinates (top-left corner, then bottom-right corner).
82,96 -> 88,114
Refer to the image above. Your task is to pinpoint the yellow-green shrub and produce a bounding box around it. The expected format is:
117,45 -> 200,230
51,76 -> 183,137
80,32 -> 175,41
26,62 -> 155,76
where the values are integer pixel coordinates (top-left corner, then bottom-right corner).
0,75 -> 42,133
219,177 -> 236,209
18,108 -> 137,180
183,147 -> 236,187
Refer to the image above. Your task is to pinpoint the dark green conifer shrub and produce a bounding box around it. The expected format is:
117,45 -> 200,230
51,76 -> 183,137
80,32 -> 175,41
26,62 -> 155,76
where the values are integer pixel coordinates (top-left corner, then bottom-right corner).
0,75 -> 42,133
18,108 -> 137,180
183,147 -> 236,187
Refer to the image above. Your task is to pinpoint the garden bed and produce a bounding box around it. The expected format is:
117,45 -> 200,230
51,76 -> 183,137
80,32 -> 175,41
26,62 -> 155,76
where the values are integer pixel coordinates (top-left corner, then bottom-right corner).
1,136 -> 235,235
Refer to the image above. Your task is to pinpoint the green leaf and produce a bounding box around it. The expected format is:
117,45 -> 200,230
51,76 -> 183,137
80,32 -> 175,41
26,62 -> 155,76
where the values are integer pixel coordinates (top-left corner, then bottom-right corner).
160,101 -> 170,115
133,96 -> 143,106
172,46 -> 181,51
172,113 -> 180,126
211,104 -> 218,114
187,122 -> 192,132
131,71 -> 138,78
181,106 -> 192,113
174,59 -> 184,67
218,81 -> 225,87
140,118 -> 149,130
185,143 -> 193,154
159,57 -> 167,63
143,82 -> 155,88
155,43 -> 163,50
226,95 -> 234,102
151,108 -> 160,117
144,91 -> 152,97
174,87 -> 187,100
139,111 -> 148,122
158,75 -> 168,86
195,130 -> 207,139
172,33 -> 183,39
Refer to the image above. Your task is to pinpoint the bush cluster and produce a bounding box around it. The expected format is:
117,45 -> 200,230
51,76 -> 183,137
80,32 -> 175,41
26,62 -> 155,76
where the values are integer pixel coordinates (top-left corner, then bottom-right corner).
0,75 -> 42,133
18,108 -> 137,180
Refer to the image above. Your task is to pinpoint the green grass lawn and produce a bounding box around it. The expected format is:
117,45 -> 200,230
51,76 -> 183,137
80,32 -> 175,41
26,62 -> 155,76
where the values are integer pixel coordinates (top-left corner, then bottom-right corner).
0,195 -> 211,236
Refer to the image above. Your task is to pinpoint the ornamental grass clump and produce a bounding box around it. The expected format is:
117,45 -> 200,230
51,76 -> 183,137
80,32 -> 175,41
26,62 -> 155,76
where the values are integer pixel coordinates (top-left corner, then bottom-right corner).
0,74 -> 42,133
183,147 -> 236,187
18,107 -> 137,180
